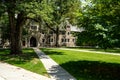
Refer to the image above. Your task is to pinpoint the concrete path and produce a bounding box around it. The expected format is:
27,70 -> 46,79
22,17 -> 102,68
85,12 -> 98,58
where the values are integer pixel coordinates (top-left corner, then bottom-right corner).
33,48 -> 76,80
59,48 -> 120,56
0,62 -> 51,80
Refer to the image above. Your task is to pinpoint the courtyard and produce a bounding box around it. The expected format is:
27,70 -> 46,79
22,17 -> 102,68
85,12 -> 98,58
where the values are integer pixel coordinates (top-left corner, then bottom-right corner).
1,48 -> 120,80
1,0 -> 120,80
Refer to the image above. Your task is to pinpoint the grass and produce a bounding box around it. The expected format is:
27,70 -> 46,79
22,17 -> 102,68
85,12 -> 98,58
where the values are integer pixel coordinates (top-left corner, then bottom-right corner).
0,48 -> 49,77
67,47 -> 120,53
41,48 -> 120,80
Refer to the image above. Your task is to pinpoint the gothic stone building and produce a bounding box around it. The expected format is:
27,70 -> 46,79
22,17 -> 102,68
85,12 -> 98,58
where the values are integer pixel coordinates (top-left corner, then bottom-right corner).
0,21 -> 82,48
22,21 -> 81,47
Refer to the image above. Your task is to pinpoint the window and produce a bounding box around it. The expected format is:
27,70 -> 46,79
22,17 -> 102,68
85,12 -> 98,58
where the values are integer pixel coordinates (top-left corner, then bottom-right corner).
42,39 -> 45,42
51,38 -> 53,42
64,39 -> 69,42
73,39 -> 75,42
61,38 -> 64,42
65,39 -> 66,42
48,39 -> 50,43
68,39 -> 69,42
67,32 -> 70,35
42,32 -> 44,34
22,41 -> 25,46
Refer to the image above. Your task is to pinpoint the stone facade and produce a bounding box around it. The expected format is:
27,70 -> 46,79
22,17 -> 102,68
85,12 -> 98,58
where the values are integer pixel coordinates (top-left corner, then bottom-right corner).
0,21 -> 81,48
22,21 -> 78,47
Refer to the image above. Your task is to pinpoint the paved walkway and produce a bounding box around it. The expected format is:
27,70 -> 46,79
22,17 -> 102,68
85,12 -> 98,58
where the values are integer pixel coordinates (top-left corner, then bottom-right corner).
33,48 -> 76,80
0,62 -> 51,80
59,48 -> 120,56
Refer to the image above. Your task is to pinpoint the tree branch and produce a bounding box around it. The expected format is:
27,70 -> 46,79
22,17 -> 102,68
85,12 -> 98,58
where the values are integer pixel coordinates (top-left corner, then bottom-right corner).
25,17 -> 56,32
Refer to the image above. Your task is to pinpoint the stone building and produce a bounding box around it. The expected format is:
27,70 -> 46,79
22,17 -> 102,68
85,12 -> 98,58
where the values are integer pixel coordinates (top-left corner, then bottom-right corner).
22,21 -> 81,47
0,21 -> 82,48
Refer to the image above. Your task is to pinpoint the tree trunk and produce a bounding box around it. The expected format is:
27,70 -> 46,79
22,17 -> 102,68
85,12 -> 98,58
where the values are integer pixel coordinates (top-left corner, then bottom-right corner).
55,27 -> 59,47
15,24 -> 22,54
15,12 -> 26,54
7,6 -> 24,54
8,13 -> 22,54
8,10 -> 19,54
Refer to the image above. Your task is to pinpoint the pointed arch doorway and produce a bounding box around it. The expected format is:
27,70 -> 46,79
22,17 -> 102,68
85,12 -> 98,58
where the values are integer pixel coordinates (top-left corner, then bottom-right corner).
30,37 -> 37,47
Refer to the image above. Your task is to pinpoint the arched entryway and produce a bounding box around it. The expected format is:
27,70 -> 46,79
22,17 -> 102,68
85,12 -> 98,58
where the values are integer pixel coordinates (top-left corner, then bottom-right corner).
30,37 -> 37,47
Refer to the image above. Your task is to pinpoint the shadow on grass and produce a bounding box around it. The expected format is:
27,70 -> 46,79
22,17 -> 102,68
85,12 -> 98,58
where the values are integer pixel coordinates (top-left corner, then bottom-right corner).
0,48 -> 38,65
40,48 -> 64,55
60,60 -> 120,80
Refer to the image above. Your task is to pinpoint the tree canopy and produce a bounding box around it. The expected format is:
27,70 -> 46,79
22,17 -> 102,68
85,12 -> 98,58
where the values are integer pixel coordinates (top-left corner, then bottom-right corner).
76,0 -> 120,49
1,0 -> 120,53
0,0 -> 82,54
0,0 -> 54,54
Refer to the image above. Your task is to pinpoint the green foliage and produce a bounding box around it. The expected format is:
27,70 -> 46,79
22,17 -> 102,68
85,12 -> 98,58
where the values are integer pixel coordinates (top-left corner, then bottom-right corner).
22,27 -> 28,36
77,0 -> 120,49
51,0 -> 81,25
76,31 -> 96,46
0,14 -> 9,44
0,0 -> 54,53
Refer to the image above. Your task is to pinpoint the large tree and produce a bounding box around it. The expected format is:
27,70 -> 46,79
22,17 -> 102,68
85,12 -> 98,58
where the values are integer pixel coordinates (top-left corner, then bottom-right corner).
0,0 -> 81,54
31,0 -> 81,47
77,0 -> 120,48
0,0 -> 52,54
44,0 -> 81,47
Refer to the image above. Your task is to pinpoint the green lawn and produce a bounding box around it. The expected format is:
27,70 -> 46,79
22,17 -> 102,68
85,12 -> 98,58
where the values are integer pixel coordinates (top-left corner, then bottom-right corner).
41,48 -> 120,80
67,47 -> 120,53
0,48 -> 49,77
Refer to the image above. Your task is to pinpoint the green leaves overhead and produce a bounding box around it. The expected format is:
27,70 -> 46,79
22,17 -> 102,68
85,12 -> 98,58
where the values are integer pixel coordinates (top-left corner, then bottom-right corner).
76,0 -> 120,48
51,0 -> 81,24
